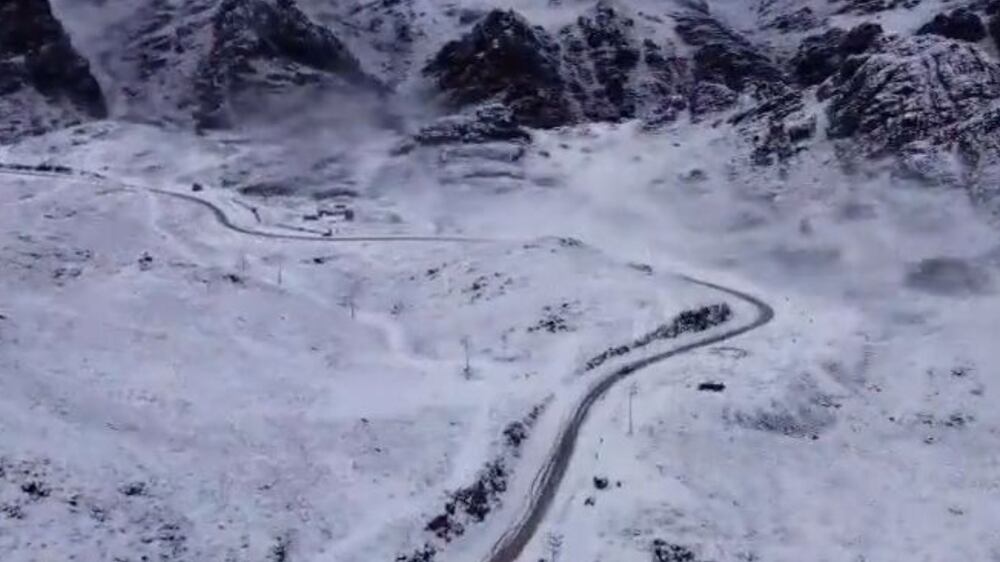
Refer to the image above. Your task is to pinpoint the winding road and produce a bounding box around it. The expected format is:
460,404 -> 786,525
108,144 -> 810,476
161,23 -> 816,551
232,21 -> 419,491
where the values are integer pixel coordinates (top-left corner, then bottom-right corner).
1,164 -> 774,562
482,277 -> 774,562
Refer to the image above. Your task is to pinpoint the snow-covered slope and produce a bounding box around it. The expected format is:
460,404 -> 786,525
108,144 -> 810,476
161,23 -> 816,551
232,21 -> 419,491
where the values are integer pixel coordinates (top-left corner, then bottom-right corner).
3,1 -> 1000,562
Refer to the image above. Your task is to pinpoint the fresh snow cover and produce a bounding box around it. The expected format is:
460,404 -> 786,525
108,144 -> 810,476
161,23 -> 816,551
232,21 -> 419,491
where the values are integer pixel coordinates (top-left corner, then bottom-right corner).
4,0 -> 1000,561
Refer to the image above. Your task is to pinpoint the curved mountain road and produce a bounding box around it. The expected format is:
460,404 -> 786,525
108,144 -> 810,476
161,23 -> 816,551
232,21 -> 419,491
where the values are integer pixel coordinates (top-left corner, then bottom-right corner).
481,278 -> 773,562
0,167 -> 483,243
1,165 -> 774,562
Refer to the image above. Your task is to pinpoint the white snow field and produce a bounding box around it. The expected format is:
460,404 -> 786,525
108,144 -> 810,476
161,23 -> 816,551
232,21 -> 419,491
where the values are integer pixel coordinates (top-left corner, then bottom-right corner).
2,113 -> 999,562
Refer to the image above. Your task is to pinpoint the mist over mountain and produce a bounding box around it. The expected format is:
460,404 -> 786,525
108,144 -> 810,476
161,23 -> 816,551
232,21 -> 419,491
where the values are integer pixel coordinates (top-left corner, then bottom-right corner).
3,2 -> 1000,562
1,0 -> 994,204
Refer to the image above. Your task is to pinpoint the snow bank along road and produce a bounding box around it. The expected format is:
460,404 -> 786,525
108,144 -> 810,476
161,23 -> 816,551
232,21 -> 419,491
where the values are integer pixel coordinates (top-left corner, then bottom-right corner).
0,165 -> 775,561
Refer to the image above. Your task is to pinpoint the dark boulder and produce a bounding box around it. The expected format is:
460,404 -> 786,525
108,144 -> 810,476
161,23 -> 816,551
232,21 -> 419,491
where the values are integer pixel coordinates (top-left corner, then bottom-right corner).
423,10 -> 571,129
916,8 -> 987,42
425,3 -> 692,129
792,23 -> 883,86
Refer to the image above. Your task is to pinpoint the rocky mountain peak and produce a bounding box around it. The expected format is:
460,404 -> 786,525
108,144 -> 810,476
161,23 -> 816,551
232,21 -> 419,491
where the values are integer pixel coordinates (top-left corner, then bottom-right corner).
0,0 -> 107,141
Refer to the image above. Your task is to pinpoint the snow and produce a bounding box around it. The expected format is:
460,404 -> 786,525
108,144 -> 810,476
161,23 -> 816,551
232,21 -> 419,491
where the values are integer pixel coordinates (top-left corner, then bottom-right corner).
4,0 -> 1000,560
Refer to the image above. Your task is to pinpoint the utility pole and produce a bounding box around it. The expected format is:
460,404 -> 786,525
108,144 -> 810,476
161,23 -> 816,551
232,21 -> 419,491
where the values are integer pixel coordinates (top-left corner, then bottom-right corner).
628,382 -> 638,436
461,336 -> 472,379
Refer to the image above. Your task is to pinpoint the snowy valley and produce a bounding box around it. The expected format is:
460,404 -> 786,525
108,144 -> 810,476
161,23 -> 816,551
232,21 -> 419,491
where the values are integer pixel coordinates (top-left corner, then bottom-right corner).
2,0 -> 1000,561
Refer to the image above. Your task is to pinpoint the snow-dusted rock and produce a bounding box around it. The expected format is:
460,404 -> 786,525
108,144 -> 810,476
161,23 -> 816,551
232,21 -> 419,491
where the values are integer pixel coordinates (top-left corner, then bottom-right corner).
826,35 -> 1000,157
425,1 -> 792,129
0,0 -> 106,142
792,23 -> 883,86
916,8 -> 987,42
112,0 -> 379,128
423,10 -> 570,129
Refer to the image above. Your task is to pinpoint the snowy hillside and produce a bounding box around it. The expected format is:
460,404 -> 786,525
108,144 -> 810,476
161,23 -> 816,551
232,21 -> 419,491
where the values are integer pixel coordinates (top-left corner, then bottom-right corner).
3,0 -> 1000,561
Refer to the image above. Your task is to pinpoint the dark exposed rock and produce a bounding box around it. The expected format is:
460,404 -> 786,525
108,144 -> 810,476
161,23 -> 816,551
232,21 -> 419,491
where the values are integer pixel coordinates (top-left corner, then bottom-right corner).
640,39 -> 691,125
991,13 -> 1000,51
826,35 -> 1000,158
395,544 -> 436,562
0,0 -> 107,141
425,3 -> 692,128
652,539 -> 700,562
563,1 -> 641,121
830,0 -> 922,15
116,0 -> 377,129
675,12 -> 791,115
689,81 -> 738,116
917,8 -> 987,42
792,23 -> 883,86
593,476 -> 609,490
697,382 -> 726,392
763,7 -> 820,32
415,105 -> 531,145
559,0 -> 648,121
424,10 -> 570,129
194,0 -> 379,128
585,304 -> 732,371
905,257 -> 993,295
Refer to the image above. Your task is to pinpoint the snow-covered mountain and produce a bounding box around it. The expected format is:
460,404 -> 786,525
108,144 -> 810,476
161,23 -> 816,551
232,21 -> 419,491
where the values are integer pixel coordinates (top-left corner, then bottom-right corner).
3,0 -> 995,207
3,1 -> 1000,562
0,0 -> 106,141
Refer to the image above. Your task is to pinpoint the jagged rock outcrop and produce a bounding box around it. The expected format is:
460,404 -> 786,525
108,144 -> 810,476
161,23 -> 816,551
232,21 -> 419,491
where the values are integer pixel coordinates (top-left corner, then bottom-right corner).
825,33 -> 1000,196
916,8 -> 987,42
674,11 -> 792,116
115,0 -> 378,128
0,0 -> 106,141
194,0 -> 379,128
830,0 -> 922,15
423,10 -> 571,129
425,2 -> 791,129
414,105 -> 530,145
792,23 -> 883,86
826,35 -> 1000,156
560,2 -> 643,121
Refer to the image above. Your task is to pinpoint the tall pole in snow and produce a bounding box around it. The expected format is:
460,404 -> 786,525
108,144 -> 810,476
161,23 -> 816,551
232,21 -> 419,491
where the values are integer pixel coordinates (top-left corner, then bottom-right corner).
628,383 -> 638,436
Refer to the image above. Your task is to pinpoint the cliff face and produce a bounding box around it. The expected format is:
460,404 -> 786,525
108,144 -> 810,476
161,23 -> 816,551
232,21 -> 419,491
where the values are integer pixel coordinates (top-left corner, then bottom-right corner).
0,0 -> 107,141
5,0 -> 1000,207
